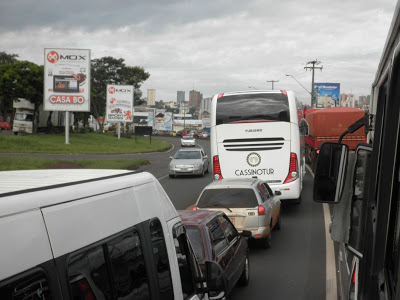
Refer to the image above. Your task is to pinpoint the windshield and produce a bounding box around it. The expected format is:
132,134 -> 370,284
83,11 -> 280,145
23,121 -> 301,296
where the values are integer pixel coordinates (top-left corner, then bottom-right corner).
186,227 -> 205,260
15,113 -> 33,121
216,93 -> 290,125
197,188 -> 258,208
174,151 -> 201,159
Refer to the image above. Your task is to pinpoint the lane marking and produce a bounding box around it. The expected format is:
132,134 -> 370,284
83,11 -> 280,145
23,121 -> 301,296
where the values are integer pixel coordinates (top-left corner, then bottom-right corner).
306,164 -> 337,300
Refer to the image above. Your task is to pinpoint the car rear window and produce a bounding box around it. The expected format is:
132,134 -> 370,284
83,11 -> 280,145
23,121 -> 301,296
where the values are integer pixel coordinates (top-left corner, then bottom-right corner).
197,188 -> 258,208
186,227 -> 205,260
182,136 -> 193,140
216,93 -> 290,125
174,151 -> 201,159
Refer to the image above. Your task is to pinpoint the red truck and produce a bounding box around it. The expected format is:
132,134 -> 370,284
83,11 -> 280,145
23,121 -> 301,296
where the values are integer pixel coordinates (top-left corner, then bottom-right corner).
304,107 -> 367,168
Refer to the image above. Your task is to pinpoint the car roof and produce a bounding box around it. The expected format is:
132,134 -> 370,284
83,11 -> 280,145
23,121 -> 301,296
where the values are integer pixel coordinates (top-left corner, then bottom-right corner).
178,209 -> 222,226
202,178 -> 263,189
0,170 -> 158,217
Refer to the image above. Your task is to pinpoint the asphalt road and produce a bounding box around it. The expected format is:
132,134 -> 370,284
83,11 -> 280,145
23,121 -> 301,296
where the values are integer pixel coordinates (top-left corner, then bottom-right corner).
0,135 -> 327,299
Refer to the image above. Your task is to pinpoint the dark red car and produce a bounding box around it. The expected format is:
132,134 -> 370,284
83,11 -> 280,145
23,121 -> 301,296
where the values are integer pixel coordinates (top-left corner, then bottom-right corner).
0,121 -> 10,130
178,210 -> 250,298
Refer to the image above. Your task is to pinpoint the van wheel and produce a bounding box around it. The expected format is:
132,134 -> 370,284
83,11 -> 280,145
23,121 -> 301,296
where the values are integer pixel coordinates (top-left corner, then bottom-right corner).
206,163 -> 209,173
238,253 -> 250,286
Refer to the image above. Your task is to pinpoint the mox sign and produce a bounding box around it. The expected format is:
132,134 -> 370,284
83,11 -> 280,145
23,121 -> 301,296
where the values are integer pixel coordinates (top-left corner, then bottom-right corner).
105,85 -> 134,122
44,48 -> 91,112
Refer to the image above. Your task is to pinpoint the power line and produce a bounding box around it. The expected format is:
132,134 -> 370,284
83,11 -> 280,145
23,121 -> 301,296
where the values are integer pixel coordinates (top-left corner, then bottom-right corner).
304,60 -> 323,108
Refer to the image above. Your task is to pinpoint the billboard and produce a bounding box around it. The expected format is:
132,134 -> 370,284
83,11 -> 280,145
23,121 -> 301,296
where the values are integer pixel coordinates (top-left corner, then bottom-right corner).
313,83 -> 340,108
44,48 -> 91,112
105,85 -> 134,122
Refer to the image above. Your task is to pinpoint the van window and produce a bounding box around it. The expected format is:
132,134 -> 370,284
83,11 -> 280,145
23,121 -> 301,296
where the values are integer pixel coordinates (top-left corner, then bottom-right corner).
197,188 -> 259,208
68,229 -> 151,300
216,93 -> 290,125
0,271 -> 52,299
173,224 -> 198,299
68,245 -> 112,299
149,219 -> 174,300
108,231 -> 150,299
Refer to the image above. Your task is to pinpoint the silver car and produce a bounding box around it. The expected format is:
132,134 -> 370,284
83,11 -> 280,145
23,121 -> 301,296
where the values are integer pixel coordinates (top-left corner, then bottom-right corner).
169,149 -> 209,178
193,178 -> 281,248
181,135 -> 196,147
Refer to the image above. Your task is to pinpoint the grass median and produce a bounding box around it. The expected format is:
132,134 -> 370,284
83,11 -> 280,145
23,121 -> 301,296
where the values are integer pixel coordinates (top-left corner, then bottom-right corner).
0,132 -> 169,171
0,157 -> 150,171
0,133 -> 170,153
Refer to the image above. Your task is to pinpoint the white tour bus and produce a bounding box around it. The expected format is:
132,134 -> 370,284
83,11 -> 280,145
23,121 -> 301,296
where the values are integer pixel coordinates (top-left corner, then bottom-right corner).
210,90 -> 306,202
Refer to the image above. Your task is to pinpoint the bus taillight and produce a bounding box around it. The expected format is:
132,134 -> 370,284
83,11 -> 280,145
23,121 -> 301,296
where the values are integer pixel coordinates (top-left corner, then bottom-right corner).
283,153 -> 298,184
213,155 -> 223,180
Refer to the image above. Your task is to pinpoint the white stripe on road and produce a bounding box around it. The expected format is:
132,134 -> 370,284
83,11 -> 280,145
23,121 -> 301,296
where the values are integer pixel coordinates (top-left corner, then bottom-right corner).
306,164 -> 337,300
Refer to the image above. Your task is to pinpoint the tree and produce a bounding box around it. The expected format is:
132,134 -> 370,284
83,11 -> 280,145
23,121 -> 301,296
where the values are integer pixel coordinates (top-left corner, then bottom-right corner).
90,57 -> 150,130
0,61 -> 43,131
0,51 -> 19,65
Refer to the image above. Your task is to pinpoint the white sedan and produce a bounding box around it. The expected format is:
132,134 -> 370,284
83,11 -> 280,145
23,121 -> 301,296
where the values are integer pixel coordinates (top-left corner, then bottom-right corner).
181,135 -> 196,147
169,149 -> 209,178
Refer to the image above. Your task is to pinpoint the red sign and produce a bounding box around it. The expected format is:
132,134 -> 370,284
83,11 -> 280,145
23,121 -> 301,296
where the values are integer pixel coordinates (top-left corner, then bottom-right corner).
49,95 -> 85,104
47,51 -> 59,64
108,87 -> 115,94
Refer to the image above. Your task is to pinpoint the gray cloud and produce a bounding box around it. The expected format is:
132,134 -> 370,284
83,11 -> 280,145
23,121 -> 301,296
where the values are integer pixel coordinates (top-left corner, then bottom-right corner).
0,0 -> 397,105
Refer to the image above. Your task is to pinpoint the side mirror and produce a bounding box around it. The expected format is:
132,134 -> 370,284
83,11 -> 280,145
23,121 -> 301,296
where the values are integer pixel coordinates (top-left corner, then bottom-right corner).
313,142 -> 348,204
204,155 -> 208,159
274,191 -> 282,196
205,261 -> 227,300
240,230 -> 252,238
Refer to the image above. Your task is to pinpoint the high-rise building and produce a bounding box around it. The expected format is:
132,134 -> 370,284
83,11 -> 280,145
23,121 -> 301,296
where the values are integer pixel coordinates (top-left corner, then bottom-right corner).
200,97 -> 212,115
147,89 -> 156,106
177,91 -> 185,105
189,90 -> 202,107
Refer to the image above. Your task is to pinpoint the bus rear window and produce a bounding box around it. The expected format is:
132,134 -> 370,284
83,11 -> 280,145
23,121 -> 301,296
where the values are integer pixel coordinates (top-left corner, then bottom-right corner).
216,93 -> 290,125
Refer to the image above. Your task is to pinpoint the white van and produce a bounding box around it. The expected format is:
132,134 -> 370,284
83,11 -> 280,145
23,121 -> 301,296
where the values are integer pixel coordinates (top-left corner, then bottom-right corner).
0,169 -> 226,299
210,90 -> 306,202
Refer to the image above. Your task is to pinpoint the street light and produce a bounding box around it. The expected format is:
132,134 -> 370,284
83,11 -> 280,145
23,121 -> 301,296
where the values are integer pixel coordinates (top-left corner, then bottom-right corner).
285,74 -> 311,95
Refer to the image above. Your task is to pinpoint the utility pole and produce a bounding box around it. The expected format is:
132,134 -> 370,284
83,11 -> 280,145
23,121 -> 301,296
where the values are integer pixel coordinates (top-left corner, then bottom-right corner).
304,60 -> 323,108
267,80 -> 279,90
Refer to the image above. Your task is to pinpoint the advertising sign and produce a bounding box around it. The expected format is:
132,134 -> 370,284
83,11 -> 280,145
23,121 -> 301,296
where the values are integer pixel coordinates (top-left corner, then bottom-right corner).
105,85 -> 134,122
163,112 -> 173,131
44,48 -> 91,112
147,111 -> 154,127
313,83 -> 340,108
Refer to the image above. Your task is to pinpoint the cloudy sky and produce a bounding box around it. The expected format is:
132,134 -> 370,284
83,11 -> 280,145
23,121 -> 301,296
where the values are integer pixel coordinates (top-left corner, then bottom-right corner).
0,0 -> 397,105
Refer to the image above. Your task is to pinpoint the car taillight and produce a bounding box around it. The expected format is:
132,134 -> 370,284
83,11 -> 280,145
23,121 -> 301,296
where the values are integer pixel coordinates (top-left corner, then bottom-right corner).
258,205 -> 266,216
192,206 -> 198,211
213,155 -> 223,180
284,153 -> 298,184
218,93 -> 224,99
281,90 -> 287,95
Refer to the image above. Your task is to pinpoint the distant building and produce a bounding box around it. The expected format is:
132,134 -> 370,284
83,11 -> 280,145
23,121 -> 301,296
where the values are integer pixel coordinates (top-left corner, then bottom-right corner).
340,93 -> 354,107
177,91 -> 185,105
147,89 -> 156,106
189,90 -> 202,108
200,97 -> 212,115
